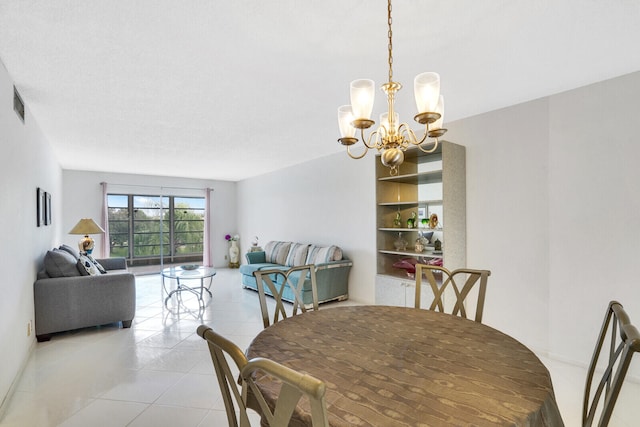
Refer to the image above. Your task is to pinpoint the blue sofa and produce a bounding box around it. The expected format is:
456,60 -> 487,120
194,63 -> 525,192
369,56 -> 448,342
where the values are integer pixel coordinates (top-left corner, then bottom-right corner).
240,241 -> 352,305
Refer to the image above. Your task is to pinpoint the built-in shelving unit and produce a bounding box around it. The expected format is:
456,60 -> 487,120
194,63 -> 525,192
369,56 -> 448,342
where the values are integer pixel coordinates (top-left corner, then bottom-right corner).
375,141 -> 466,305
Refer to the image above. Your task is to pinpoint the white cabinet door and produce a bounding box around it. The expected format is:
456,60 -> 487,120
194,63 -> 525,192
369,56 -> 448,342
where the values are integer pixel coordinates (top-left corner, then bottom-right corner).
376,274 -> 435,308
375,275 -> 408,306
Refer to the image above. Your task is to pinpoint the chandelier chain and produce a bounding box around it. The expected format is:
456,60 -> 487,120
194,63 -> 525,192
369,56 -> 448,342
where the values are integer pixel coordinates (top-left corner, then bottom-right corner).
387,0 -> 393,83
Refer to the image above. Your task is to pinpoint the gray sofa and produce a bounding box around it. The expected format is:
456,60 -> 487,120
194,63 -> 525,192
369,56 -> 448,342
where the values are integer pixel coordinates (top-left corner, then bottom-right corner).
240,241 -> 352,305
34,245 -> 135,342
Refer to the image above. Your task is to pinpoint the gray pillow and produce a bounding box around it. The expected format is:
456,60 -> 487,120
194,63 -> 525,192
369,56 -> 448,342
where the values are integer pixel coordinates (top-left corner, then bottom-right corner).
44,249 -> 81,278
58,244 -> 79,260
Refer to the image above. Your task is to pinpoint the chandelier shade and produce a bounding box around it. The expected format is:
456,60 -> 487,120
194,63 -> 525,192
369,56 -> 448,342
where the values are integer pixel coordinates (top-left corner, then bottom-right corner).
380,112 -> 399,134
337,0 -> 448,175
414,72 -> 441,115
431,95 -> 445,132
350,79 -> 375,120
338,105 -> 356,139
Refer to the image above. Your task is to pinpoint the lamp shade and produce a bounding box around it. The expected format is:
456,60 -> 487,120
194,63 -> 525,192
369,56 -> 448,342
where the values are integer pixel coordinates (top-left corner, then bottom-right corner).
380,111 -> 399,134
338,105 -> 356,138
431,95 -> 445,130
350,79 -> 375,120
69,218 -> 105,235
69,218 -> 104,254
414,72 -> 440,114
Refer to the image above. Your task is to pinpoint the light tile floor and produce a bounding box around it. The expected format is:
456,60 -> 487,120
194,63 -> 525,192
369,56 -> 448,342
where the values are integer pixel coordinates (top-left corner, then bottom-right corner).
1,268 -> 638,426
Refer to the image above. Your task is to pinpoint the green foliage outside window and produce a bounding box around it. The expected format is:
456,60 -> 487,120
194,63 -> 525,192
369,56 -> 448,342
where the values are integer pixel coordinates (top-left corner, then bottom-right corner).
107,194 -> 205,260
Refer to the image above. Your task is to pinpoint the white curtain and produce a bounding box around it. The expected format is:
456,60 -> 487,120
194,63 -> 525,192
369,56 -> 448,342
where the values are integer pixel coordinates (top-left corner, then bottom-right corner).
203,188 -> 213,267
100,182 -> 110,258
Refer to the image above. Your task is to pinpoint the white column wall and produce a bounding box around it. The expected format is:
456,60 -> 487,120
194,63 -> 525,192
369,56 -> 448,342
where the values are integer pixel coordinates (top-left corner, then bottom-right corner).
547,72 -> 640,365
445,71 -> 640,364
445,98 -> 551,352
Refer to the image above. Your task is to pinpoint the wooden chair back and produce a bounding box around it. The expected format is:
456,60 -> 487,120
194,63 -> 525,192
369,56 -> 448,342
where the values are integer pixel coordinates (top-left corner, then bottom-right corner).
253,265 -> 319,328
583,301 -> 640,427
196,325 -> 251,427
242,357 -> 329,427
197,325 -> 329,427
415,264 -> 491,323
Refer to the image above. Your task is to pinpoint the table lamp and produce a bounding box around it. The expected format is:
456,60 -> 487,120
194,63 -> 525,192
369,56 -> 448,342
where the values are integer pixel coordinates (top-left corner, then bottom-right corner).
69,218 -> 105,254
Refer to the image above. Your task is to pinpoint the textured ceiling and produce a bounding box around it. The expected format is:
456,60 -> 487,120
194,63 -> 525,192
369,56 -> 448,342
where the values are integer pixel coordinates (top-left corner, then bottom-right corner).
1,1 -> 639,181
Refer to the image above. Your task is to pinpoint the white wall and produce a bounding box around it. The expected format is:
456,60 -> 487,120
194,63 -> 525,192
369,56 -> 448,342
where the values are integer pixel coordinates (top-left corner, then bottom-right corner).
446,71 -> 640,364
0,62 -> 62,412
445,98 -> 551,352
237,152 -> 377,304
62,171 -> 237,268
547,72 -> 640,364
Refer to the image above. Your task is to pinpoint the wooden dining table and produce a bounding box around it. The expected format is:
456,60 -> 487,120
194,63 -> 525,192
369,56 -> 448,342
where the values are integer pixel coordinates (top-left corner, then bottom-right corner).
246,305 -> 564,427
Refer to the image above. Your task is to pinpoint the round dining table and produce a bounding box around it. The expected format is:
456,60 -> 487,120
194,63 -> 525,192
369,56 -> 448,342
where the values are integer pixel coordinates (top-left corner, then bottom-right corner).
246,305 -> 564,427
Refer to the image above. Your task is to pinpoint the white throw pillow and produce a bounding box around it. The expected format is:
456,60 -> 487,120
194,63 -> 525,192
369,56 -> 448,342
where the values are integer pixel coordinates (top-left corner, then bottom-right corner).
86,254 -> 107,274
77,254 -> 99,276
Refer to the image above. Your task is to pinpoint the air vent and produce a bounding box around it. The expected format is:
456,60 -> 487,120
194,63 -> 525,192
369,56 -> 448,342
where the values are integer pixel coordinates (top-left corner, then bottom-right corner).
13,85 -> 25,123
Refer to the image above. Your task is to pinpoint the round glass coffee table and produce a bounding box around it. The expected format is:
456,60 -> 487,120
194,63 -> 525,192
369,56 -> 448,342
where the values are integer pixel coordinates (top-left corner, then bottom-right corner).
161,265 -> 216,306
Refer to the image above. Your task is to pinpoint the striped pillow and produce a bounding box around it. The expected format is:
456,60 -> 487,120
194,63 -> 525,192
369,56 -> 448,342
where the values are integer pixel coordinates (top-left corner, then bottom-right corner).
305,245 -> 343,264
285,243 -> 310,267
264,241 -> 292,265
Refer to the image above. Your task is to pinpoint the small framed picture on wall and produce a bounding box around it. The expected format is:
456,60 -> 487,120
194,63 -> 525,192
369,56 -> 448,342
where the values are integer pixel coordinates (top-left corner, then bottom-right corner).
44,192 -> 52,226
36,187 -> 45,227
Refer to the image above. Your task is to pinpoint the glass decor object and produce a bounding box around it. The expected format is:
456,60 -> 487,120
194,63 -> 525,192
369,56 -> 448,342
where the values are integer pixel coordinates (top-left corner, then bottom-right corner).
394,232 -> 408,251
393,211 -> 402,228
414,72 -> 441,114
338,105 -> 356,139
350,79 -> 375,120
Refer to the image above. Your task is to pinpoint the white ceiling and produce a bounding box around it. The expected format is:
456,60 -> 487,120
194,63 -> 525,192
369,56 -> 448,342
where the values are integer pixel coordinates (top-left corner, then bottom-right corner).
1,1 -> 639,181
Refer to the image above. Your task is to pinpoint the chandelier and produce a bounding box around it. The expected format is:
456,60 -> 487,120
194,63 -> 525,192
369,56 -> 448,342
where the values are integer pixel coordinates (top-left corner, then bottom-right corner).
337,0 -> 447,176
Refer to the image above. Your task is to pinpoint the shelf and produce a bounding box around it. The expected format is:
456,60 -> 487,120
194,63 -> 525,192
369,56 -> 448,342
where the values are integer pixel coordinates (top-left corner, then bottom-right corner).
379,249 -> 443,258
375,141 -> 466,285
378,199 -> 443,206
378,227 -> 443,232
378,170 -> 442,185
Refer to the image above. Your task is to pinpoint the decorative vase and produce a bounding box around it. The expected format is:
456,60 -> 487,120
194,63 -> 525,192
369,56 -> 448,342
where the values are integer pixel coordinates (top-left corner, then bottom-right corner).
229,240 -> 240,268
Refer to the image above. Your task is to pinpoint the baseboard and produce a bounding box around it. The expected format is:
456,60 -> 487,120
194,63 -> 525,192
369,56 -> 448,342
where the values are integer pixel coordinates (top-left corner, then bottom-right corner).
539,349 -> 640,385
0,337 -> 36,422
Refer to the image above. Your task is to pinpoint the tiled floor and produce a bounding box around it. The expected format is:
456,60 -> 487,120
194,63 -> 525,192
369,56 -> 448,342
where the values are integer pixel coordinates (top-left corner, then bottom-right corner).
1,268 -> 638,426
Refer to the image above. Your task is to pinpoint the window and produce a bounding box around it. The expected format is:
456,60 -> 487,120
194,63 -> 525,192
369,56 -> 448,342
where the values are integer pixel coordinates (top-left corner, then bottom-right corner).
107,194 -> 205,265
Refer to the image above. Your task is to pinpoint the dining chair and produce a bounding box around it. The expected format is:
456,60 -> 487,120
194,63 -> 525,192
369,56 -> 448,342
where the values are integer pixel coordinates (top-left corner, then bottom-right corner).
414,264 -> 491,323
197,324 -> 329,427
583,301 -> 640,427
253,264 -> 319,328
